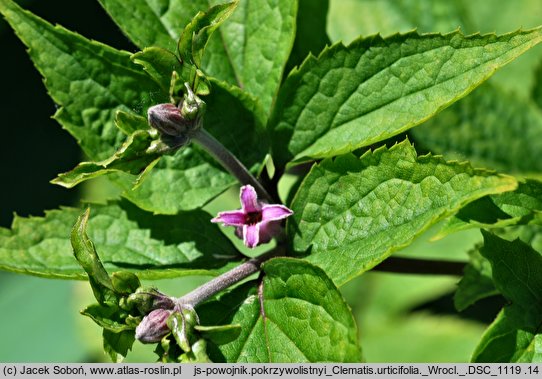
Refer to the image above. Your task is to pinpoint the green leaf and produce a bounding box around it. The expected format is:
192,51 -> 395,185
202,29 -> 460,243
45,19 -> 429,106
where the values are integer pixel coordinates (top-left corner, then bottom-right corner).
194,324 -> 241,346
270,28 -> 542,168
98,0 -> 297,114
103,329 -> 135,363
288,140 -> 517,286
81,304 -> 134,333
111,78 -> 268,214
412,83 -> 542,175
52,130 -> 164,189
472,231 -> 542,362
71,209 -> 116,305
454,246 -> 498,312
111,272 -> 141,295
115,111 -> 150,135
97,0 -> 234,83
0,0 -> 166,160
284,0 -> 330,78
198,258 -> 361,363
435,179 -> 542,239
178,1 -> 238,68
131,47 -> 183,95
0,200 -> 242,279
532,58 -> 542,109
216,0 -> 297,113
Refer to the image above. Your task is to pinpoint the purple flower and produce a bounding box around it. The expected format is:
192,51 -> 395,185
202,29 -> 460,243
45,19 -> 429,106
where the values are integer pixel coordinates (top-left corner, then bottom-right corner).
211,185 -> 293,248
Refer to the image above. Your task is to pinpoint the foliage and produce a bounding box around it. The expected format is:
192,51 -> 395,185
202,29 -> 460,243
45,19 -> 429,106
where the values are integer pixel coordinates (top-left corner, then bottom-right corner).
2,0 -> 542,363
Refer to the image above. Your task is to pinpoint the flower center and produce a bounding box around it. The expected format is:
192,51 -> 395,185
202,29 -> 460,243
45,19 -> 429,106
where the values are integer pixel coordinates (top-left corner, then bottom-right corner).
245,211 -> 262,225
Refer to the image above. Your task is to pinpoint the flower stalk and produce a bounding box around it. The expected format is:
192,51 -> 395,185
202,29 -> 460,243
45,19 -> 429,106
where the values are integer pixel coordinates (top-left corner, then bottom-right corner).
191,128 -> 273,203
175,248 -> 282,308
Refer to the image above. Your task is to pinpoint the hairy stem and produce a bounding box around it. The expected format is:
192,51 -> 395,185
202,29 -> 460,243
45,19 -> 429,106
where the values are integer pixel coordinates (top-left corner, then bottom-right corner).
374,257 -> 466,276
192,128 -> 273,203
176,248 -> 282,307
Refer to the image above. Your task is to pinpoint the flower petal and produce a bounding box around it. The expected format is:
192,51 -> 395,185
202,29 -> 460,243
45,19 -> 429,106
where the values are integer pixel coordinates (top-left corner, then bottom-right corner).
240,185 -> 260,213
258,220 -> 282,244
243,224 -> 260,248
261,204 -> 293,221
211,210 -> 246,226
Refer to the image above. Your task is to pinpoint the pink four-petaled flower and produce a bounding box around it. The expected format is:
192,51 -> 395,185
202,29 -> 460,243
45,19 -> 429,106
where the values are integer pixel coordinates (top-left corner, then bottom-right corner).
211,185 -> 293,248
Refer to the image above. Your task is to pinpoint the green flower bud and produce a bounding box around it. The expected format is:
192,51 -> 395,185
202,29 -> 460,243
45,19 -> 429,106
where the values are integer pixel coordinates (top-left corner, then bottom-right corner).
180,83 -> 206,121
127,287 -> 175,315
135,309 -> 173,343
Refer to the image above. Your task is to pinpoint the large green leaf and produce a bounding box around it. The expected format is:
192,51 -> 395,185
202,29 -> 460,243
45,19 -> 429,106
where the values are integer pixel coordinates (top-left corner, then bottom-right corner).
98,0 -> 297,114
270,28 -> 542,168
109,78 -> 268,214
288,140 -> 517,286
413,83 -> 542,175
0,201 -> 242,279
198,258 -> 361,362
472,231 -> 542,362
0,0 -> 167,161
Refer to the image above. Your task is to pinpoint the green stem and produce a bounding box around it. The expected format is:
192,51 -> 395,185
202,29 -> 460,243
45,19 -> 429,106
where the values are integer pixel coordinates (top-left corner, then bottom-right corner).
192,128 -> 273,203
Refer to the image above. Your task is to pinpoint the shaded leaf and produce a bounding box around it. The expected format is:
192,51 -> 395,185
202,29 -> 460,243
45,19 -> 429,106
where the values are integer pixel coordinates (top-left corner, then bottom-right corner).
289,140 -> 517,286
413,83 -> 542,175
435,179 -> 542,239
284,0 -> 330,78
454,246 -> 497,312
103,329 -> 135,363
198,258 -> 361,363
0,200 -> 242,279
328,0 -> 473,43
472,231 -> 542,362
270,28 -> 542,168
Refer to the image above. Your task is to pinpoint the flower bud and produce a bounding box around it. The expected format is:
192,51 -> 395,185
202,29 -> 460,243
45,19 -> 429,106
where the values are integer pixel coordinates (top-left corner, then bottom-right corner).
147,103 -> 190,137
135,309 -> 173,343
127,287 -> 175,315
180,83 -> 206,122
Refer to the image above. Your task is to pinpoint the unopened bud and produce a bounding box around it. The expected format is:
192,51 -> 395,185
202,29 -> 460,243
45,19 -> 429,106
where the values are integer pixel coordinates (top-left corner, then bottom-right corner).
127,287 -> 175,315
135,309 -> 173,343
147,103 -> 190,137
180,83 -> 206,121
